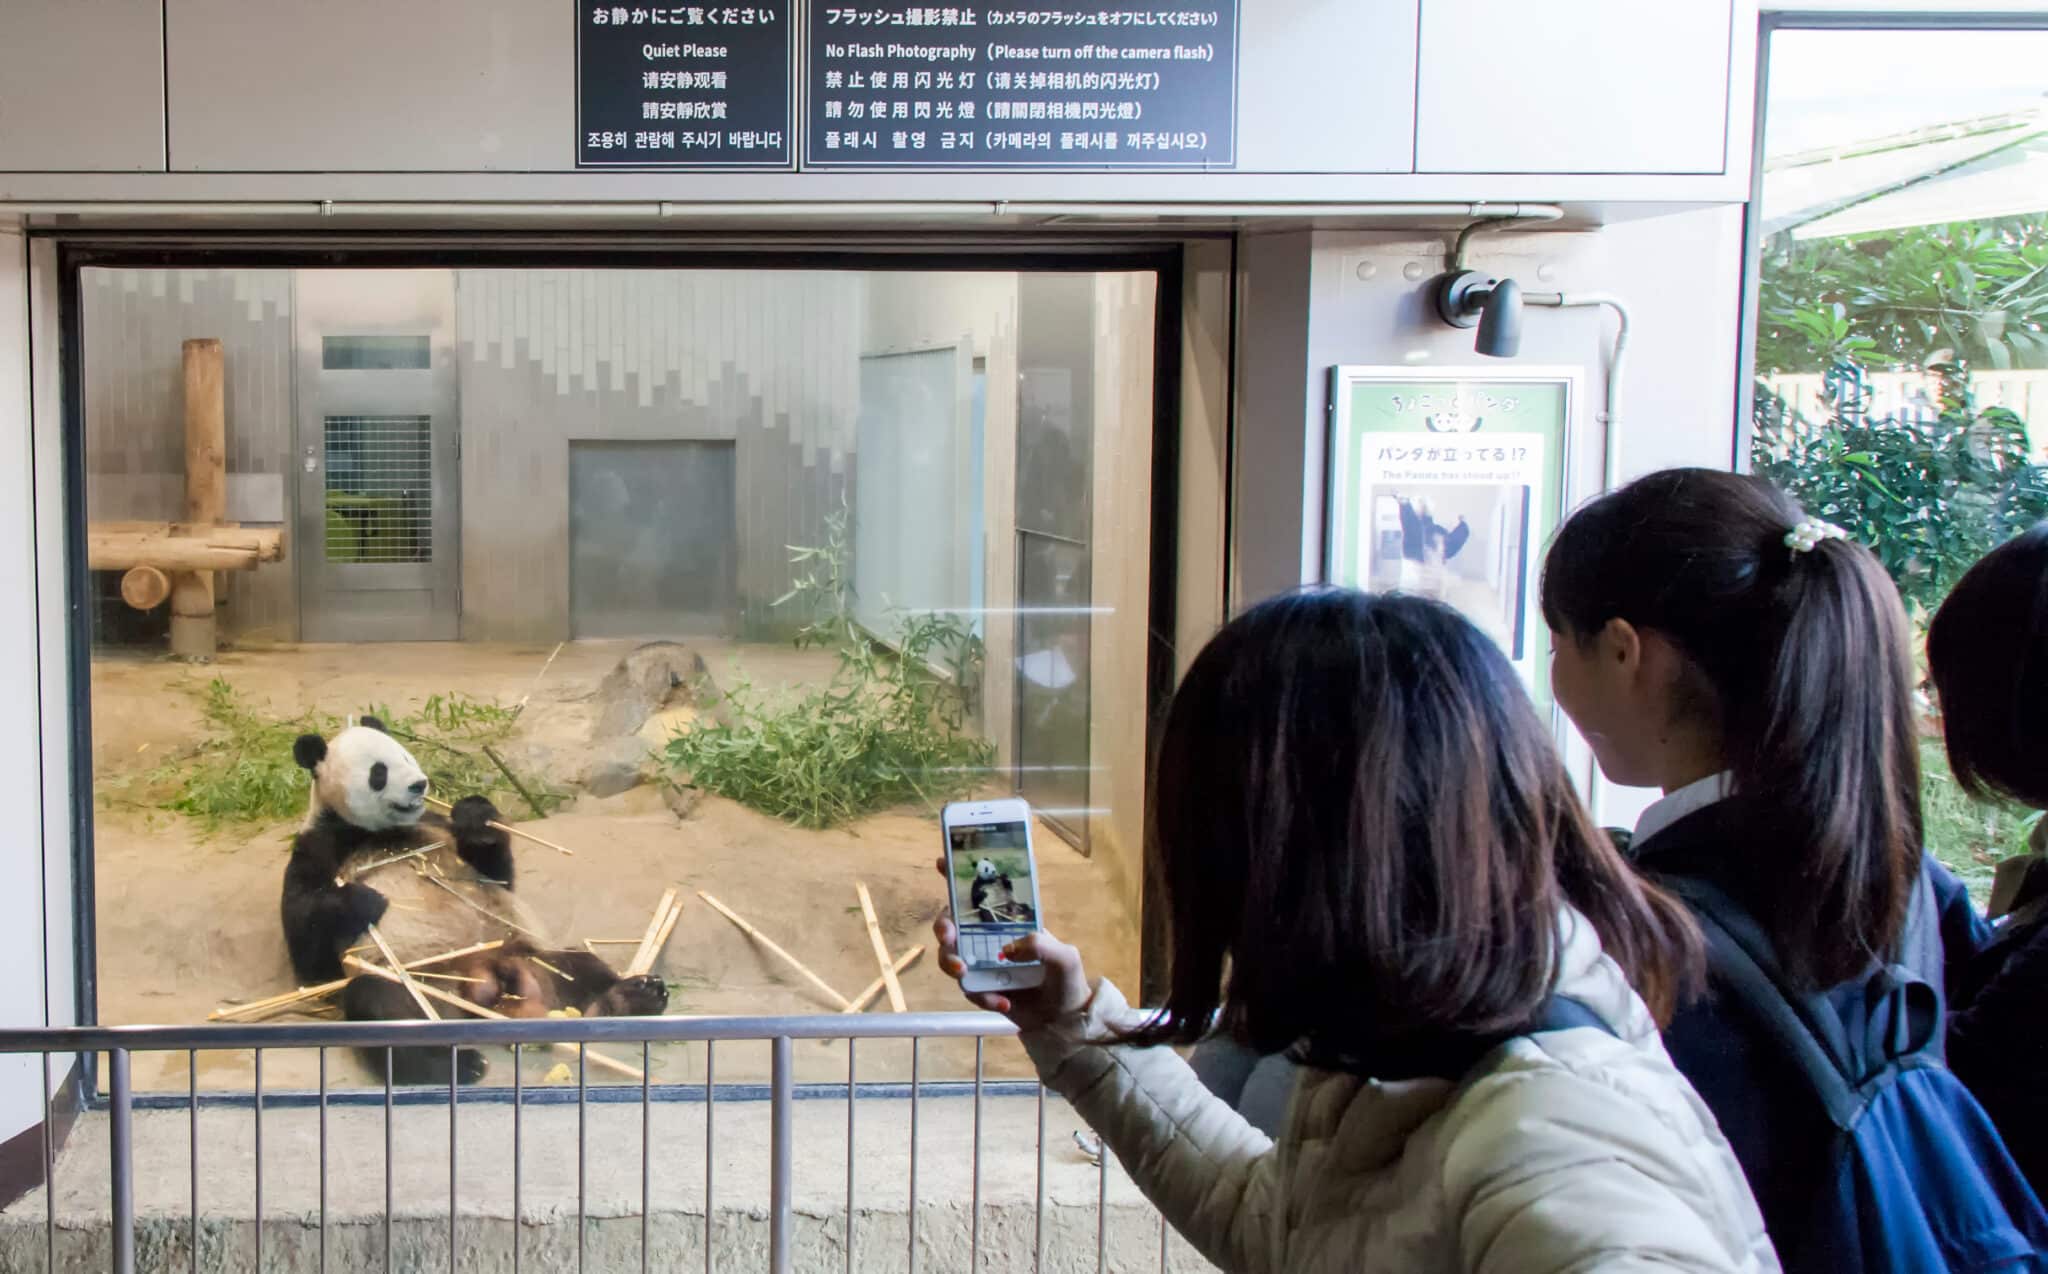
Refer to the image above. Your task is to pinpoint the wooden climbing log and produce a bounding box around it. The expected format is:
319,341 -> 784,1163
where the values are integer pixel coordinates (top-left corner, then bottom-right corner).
172,339 -> 227,659
119,566 -> 171,611
88,526 -> 286,573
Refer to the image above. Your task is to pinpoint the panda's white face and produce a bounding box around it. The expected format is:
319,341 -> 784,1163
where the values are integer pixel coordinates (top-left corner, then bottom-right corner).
315,725 -> 431,832
975,859 -> 998,882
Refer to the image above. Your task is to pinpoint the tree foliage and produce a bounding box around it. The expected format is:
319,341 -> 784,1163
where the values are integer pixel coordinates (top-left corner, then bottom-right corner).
1756,214 -> 2048,375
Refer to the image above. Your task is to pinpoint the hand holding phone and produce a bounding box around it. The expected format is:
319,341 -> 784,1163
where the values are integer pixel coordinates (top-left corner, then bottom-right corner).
932,913 -> 1092,1026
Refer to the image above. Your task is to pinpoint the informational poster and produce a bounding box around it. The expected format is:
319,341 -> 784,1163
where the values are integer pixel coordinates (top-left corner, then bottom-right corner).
1326,367 -> 1577,702
576,4 -> 794,168
801,3 -> 1239,169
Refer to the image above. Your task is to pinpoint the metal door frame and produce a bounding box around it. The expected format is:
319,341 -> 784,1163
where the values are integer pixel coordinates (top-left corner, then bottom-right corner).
293,268 -> 461,642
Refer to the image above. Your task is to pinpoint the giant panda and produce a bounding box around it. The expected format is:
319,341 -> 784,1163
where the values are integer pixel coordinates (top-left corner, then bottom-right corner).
280,716 -> 667,1085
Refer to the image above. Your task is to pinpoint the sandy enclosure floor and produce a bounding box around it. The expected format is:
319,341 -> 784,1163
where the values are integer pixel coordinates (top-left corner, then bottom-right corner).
86,640 -> 1142,1095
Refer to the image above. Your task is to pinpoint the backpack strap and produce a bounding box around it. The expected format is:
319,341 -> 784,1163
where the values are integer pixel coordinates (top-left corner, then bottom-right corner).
1662,875 -> 1869,1130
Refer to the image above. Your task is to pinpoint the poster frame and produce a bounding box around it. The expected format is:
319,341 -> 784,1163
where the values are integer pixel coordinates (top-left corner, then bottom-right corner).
1324,363 -> 1581,713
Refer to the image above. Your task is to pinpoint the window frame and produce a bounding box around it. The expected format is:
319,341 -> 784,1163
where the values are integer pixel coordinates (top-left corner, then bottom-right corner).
49,234 -> 1205,1100
1735,7 -> 2048,470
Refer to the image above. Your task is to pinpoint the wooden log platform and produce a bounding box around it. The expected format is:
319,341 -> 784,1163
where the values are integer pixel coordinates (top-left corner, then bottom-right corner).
88,523 -> 285,574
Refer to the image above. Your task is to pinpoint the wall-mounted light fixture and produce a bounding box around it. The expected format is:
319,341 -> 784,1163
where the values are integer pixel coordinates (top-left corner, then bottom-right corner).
1432,270 -> 1524,358
1429,217 -> 1634,491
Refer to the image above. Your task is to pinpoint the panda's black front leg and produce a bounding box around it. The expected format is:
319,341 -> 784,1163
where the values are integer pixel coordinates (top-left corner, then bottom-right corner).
449,795 -> 515,888
281,851 -> 388,982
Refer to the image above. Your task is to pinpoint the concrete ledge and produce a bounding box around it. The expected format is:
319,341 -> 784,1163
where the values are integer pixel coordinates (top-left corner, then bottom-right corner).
1,1094 -> 1219,1271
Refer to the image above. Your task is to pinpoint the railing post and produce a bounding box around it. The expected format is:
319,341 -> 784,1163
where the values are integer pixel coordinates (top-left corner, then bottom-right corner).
108,1048 -> 135,1274
770,1035 -> 793,1274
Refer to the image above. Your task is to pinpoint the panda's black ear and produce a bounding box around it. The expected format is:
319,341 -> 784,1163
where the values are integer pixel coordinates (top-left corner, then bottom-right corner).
293,733 -> 328,771
359,715 -> 388,734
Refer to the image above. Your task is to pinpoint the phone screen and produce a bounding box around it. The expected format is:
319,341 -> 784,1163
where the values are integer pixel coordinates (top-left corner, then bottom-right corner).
947,820 -> 1041,971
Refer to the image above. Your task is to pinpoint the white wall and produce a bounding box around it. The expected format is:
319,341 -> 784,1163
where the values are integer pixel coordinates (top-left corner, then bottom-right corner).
0,223 -> 72,1154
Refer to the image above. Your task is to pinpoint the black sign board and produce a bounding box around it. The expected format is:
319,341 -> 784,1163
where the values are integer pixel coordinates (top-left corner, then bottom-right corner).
576,4 -> 793,168
802,4 -> 1238,169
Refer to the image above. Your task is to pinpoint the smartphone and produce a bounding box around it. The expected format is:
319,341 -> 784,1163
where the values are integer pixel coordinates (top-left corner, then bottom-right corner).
942,797 -> 1046,993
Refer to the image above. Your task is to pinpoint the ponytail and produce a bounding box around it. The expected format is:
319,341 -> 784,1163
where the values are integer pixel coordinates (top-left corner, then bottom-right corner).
1541,469 -> 1920,988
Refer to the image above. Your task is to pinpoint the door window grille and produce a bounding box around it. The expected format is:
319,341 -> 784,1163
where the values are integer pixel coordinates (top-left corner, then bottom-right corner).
323,414 -> 434,564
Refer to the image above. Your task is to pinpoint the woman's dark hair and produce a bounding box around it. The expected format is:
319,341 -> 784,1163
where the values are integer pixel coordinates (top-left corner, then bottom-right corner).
1540,468 -> 1921,989
1928,523 -> 2048,810
1127,589 -> 1701,1060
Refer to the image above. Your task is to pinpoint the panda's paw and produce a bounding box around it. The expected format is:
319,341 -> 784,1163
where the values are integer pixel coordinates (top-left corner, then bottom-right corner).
341,882 -> 389,935
450,797 -> 515,884
456,1049 -> 489,1086
449,795 -> 502,832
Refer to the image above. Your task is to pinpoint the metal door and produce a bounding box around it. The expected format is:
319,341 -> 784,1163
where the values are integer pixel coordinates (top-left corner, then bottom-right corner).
294,270 -> 460,642
568,440 -> 739,638
1013,274 -> 1096,850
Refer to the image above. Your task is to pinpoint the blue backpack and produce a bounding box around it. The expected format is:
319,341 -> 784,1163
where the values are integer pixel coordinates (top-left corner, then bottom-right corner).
1668,870 -> 2048,1272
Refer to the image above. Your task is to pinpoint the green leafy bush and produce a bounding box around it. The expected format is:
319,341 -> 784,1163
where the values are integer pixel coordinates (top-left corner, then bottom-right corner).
104,679 -> 555,832
664,510 -> 993,828
1753,363 -> 2048,618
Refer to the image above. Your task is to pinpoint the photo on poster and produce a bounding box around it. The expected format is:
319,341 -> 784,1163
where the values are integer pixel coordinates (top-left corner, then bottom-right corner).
1365,482 -> 1532,659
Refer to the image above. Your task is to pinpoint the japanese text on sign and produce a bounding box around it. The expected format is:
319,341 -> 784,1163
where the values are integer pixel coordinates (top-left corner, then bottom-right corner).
577,5 -> 793,168
803,2 -> 1238,168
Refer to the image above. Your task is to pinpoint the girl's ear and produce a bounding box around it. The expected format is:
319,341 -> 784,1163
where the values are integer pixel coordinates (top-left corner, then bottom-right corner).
1600,617 -> 1644,673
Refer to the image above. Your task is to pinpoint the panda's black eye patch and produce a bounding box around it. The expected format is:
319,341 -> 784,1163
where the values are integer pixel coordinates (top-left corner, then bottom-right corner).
369,762 -> 388,792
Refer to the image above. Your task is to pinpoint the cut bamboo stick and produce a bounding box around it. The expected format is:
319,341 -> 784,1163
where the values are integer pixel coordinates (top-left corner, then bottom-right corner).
421,794 -> 575,856
209,939 -> 506,1021
842,945 -> 926,1015
698,891 -> 853,1010
343,958 -> 645,1081
627,888 -> 680,973
364,925 -> 440,1021
627,896 -> 683,979
855,883 -> 907,1013
339,841 -> 445,885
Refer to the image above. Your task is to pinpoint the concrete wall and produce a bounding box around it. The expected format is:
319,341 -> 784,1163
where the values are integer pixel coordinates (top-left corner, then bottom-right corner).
453,268 -> 864,641
1226,205 -> 1749,827
80,269 -> 299,641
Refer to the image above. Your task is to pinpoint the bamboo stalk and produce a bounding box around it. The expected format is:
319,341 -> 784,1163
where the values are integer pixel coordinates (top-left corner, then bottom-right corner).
421,794 -> 575,856
627,888 -> 680,973
209,939 -> 506,1021
418,872 -> 548,942
627,893 -> 683,978
855,883 -> 907,1013
364,925 -> 439,1021
343,958 -> 646,1081
482,744 -> 548,819
340,841 -> 445,884
842,945 -> 926,1015
698,891 -> 853,1010
514,641 -> 565,714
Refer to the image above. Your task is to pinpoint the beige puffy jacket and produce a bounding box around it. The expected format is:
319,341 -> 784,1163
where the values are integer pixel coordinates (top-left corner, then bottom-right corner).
1020,910 -> 1780,1274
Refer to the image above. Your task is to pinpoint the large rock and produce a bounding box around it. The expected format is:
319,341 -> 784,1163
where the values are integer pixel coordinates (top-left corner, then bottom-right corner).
588,641 -> 716,741
578,736 -> 652,799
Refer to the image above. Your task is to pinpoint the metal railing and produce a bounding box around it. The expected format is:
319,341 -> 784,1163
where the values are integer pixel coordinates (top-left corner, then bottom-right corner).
0,1013 -> 1185,1274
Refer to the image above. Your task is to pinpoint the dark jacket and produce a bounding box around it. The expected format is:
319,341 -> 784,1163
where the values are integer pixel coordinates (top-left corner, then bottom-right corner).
1948,855 -> 2048,1198
1631,799 -> 1990,1266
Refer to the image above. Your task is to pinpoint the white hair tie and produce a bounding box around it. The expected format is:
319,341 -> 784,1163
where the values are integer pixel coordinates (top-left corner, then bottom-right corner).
1784,518 -> 1849,555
